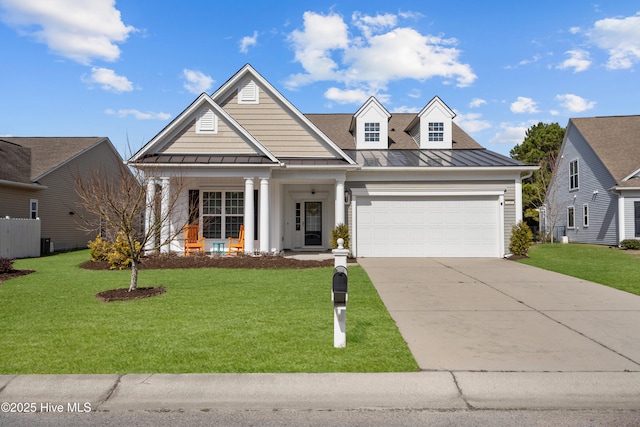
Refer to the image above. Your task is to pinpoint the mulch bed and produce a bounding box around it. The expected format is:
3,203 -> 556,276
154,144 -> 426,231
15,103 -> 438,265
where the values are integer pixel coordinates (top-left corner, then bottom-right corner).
96,286 -> 167,302
80,253 -> 335,271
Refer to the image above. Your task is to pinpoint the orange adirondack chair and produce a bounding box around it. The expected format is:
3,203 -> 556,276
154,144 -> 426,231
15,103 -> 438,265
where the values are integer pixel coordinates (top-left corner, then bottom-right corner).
228,225 -> 245,255
184,224 -> 205,255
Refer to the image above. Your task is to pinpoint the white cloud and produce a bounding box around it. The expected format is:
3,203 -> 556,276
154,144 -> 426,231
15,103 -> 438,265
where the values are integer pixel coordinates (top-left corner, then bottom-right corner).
286,11 -> 476,100
510,97 -> 539,114
105,109 -> 171,120
239,31 -> 258,54
0,0 -> 135,64
569,26 -> 581,35
555,93 -> 596,112
489,124 -> 529,146
453,112 -> 491,134
84,67 -> 133,92
182,69 -> 214,94
557,49 -> 591,72
352,11 -> 397,38
469,98 -> 487,108
324,87 -> 391,105
391,105 -> 419,113
587,12 -> 640,70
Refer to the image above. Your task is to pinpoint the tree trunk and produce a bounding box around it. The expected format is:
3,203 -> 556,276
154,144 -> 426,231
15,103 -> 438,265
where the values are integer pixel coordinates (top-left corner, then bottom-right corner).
129,258 -> 139,292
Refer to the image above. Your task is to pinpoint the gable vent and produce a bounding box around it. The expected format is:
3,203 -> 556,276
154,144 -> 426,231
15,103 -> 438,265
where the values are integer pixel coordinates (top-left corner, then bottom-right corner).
239,79 -> 258,104
196,108 -> 217,133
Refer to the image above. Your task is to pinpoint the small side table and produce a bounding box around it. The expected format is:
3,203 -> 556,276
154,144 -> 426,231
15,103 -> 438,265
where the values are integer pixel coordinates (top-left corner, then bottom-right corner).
211,241 -> 225,254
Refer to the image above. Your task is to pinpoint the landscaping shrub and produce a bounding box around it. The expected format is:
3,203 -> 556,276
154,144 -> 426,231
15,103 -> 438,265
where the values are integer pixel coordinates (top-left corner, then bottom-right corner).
330,223 -> 350,249
509,221 -> 533,256
88,233 -> 141,270
0,257 -> 15,273
620,239 -> 640,250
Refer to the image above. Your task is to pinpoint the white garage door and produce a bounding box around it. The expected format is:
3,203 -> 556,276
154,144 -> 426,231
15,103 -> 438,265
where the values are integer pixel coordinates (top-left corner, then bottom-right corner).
356,196 -> 501,257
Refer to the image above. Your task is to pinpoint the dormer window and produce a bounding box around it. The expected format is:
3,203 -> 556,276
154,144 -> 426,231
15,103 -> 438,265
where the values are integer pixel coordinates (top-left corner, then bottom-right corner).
428,122 -> 444,142
364,122 -> 380,142
196,108 -> 217,134
352,97 -> 391,150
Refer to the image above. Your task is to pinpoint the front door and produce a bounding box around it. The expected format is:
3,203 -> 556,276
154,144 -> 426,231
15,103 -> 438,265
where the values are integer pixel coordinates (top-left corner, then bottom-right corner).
304,201 -> 322,246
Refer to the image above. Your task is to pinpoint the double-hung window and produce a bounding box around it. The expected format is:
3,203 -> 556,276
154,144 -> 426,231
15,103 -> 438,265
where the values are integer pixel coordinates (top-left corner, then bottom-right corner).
202,191 -> 244,239
428,122 -> 444,142
567,206 -> 575,229
583,204 -> 589,227
29,199 -> 38,219
569,159 -> 579,190
364,122 -> 380,142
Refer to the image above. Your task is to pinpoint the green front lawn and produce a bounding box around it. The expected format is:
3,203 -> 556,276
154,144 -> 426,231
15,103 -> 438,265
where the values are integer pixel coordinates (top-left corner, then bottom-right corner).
518,243 -> 640,296
0,251 -> 418,374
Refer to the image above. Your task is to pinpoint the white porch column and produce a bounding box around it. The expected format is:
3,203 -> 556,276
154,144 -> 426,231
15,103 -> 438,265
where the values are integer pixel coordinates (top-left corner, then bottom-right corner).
160,176 -> 171,253
335,178 -> 345,226
618,194 -> 625,244
144,177 -> 157,253
244,178 -> 255,255
259,178 -> 270,253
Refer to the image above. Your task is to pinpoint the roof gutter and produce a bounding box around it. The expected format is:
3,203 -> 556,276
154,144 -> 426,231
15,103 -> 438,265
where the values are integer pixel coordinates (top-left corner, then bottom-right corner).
0,179 -> 47,190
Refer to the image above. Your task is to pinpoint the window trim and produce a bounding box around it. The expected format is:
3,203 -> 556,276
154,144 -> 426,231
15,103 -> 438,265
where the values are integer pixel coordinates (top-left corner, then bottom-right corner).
29,199 -> 38,219
567,206 -> 575,229
569,159 -> 579,190
201,190 -> 244,239
428,122 -> 444,142
364,122 -> 380,142
583,203 -> 589,228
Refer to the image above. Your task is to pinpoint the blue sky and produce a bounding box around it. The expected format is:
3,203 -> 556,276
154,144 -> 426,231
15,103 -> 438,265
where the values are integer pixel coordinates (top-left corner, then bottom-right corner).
0,1 -> 638,158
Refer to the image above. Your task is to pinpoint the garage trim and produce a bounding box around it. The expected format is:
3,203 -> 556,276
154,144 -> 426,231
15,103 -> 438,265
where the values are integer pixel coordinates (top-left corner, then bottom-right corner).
351,188 -> 505,257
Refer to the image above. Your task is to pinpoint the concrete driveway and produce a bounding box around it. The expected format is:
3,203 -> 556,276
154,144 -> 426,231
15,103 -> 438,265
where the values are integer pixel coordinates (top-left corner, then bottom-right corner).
358,257 -> 640,373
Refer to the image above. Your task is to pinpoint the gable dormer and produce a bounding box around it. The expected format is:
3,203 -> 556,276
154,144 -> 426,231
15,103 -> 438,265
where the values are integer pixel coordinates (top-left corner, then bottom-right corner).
407,96 -> 455,149
351,97 -> 391,150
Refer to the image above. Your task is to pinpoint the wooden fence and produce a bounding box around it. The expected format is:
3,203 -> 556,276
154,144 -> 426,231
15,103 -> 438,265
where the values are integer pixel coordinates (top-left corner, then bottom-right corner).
0,217 -> 41,258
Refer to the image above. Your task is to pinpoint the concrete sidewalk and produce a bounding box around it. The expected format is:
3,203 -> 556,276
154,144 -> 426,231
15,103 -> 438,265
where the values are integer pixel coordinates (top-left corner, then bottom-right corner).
2,371 -> 640,412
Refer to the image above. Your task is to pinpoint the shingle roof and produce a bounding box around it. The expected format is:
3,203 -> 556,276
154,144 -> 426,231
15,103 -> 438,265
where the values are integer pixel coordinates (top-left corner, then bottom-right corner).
305,113 -> 483,150
570,116 -> 640,185
0,140 -> 31,183
0,137 -> 105,180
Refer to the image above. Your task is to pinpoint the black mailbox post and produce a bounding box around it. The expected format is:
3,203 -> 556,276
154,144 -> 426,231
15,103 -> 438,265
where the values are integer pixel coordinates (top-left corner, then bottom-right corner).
332,265 -> 348,305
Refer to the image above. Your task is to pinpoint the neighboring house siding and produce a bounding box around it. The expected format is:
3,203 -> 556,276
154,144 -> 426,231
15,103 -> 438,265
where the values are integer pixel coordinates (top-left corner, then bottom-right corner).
220,87 -> 335,158
554,126 -> 618,245
0,186 -> 40,218
160,119 -> 256,155
37,142 -> 118,251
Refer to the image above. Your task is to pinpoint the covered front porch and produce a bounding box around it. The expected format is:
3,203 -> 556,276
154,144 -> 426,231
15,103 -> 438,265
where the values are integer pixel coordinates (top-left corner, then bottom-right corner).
143,168 -> 349,255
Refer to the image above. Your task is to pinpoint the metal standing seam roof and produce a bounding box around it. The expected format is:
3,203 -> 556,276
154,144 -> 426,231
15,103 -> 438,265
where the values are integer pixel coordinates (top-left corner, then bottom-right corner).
135,154 -> 277,165
344,149 -> 525,168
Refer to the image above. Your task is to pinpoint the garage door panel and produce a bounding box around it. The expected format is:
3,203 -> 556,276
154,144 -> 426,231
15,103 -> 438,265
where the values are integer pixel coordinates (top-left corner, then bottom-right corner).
356,196 -> 500,257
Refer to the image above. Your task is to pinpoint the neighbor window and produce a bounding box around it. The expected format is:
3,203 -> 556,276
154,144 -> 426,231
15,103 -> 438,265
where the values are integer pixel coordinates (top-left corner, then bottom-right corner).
29,199 -> 38,219
569,159 -> 579,190
428,122 -> 444,142
583,204 -> 589,227
364,122 -> 380,142
567,206 -> 575,229
202,191 -> 244,239
635,201 -> 640,237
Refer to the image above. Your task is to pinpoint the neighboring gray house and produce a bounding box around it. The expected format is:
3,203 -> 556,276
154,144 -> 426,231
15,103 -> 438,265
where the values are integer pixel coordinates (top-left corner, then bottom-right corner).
0,137 -> 124,252
548,116 -> 640,245
129,64 -> 536,257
